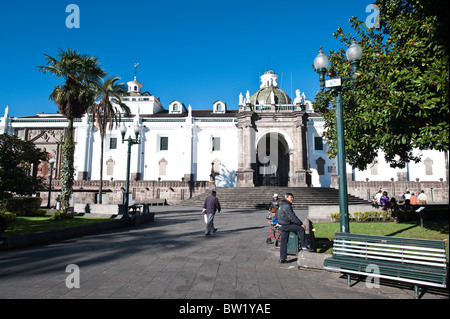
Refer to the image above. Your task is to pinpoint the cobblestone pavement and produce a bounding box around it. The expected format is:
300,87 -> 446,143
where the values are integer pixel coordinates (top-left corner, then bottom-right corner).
0,206 -> 448,302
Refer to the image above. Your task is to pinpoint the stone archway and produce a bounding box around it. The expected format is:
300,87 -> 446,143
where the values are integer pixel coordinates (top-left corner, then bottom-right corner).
255,132 -> 290,186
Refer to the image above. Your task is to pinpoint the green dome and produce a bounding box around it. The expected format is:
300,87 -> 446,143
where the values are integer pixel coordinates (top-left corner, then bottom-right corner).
250,86 -> 292,105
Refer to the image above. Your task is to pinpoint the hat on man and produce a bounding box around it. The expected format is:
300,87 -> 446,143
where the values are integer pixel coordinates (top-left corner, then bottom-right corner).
273,194 -> 278,198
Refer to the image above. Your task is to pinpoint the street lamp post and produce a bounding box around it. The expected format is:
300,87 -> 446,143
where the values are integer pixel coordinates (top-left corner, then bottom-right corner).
120,122 -> 141,217
314,40 -> 363,233
47,158 -> 56,208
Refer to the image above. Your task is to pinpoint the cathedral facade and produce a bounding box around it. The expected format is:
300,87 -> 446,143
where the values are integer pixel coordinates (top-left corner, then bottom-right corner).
1,70 -> 448,205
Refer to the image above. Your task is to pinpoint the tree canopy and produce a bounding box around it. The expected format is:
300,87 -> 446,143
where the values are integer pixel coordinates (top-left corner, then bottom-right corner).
0,134 -> 48,199
314,0 -> 449,170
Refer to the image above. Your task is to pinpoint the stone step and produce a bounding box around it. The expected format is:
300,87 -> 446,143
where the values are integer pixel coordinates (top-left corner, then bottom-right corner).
175,187 -> 370,209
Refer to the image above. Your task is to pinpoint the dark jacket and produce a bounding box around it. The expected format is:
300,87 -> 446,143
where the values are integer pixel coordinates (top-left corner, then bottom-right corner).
276,200 -> 303,226
203,195 -> 221,214
268,199 -> 281,211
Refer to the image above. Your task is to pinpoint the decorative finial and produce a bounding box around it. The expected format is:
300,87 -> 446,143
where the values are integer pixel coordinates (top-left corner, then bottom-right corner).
134,62 -> 140,78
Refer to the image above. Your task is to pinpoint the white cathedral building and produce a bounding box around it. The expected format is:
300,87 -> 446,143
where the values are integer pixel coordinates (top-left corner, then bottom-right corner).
1,70 -> 448,205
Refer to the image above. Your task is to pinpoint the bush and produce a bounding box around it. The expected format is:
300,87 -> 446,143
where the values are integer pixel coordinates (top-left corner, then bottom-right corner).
51,211 -> 75,221
14,209 -> 47,217
3,197 -> 42,215
331,211 -> 393,223
0,211 -> 17,224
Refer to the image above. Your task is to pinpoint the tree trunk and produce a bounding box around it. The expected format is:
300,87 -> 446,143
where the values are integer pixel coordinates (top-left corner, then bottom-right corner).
60,119 -> 75,213
99,136 -> 104,204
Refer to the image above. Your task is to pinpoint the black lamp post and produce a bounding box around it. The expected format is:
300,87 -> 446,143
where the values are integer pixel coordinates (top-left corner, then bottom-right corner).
314,40 -> 363,233
120,122 -> 141,217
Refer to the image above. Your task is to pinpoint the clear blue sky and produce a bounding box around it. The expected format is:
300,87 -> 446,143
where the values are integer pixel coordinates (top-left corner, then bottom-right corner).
0,0 -> 373,117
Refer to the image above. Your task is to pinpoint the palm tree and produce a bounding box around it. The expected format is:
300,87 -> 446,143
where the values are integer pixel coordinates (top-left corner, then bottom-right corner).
38,48 -> 104,213
90,76 -> 131,204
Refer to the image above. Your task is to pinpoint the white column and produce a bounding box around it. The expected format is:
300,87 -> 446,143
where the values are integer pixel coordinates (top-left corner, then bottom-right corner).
75,114 -> 91,180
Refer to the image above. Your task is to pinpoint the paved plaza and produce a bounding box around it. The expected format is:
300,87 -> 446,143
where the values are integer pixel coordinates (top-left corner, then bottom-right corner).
0,206 -> 448,301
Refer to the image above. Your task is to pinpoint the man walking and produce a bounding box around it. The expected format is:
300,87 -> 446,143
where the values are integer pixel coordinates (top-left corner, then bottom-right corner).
203,191 -> 221,236
276,193 -> 312,263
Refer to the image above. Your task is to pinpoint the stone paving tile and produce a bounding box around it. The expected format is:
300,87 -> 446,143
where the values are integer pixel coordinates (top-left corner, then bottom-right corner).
0,206 -> 447,302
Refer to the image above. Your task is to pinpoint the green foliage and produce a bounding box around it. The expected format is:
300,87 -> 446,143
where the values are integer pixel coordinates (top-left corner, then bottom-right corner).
50,210 -> 75,221
331,211 -> 393,222
60,130 -> 75,213
314,0 -> 449,170
0,211 -> 17,225
38,48 -> 104,213
89,76 -> 131,204
0,134 -> 48,199
2,197 -> 42,213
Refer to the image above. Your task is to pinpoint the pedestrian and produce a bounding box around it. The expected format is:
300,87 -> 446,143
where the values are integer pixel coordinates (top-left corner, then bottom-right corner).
403,191 -> 411,201
417,190 -> 428,205
380,191 -> 390,208
409,193 -> 418,205
389,197 -> 399,212
267,194 -> 281,219
276,193 -> 313,263
375,190 -> 383,206
203,190 -> 221,236
269,194 -> 281,211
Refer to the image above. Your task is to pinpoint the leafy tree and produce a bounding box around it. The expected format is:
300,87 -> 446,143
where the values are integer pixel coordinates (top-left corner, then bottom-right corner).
38,48 -> 105,213
0,134 -> 48,199
314,0 -> 449,170
89,76 -> 131,204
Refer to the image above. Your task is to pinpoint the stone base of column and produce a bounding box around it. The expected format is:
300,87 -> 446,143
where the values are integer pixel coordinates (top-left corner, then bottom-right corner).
131,173 -> 142,181
289,169 -> 311,187
77,171 -> 89,181
236,169 -> 255,187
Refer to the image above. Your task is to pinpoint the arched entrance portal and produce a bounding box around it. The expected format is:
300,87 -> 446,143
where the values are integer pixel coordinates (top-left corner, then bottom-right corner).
255,132 -> 290,186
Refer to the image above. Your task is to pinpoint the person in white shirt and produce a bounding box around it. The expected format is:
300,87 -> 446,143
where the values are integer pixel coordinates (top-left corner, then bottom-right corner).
417,190 -> 428,205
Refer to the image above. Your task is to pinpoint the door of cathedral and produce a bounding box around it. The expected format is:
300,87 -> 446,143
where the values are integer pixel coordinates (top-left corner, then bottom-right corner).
255,133 -> 289,187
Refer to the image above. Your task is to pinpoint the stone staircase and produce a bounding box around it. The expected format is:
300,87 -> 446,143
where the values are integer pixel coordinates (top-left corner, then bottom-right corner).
176,187 -> 370,210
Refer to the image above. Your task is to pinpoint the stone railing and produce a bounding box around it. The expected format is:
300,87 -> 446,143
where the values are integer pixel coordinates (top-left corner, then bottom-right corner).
44,179 -> 210,206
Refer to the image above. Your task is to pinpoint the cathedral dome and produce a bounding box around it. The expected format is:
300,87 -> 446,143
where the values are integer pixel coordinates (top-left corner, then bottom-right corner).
249,70 -> 292,105
250,87 -> 292,105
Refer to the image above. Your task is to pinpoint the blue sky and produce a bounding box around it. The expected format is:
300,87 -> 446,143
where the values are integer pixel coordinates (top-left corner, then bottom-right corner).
0,0 -> 374,117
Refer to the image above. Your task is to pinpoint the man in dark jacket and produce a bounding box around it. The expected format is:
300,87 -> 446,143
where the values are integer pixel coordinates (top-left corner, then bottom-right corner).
276,193 -> 311,263
203,191 -> 221,236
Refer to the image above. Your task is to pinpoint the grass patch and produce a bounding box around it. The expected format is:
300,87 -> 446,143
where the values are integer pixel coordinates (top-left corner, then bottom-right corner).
4,216 -> 112,236
313,220 -> 449,262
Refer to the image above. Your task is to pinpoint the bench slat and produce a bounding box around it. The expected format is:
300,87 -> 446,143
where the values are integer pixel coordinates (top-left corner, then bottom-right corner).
332,250 -> 446,267
334,241 -> 445,258
333,244 -> 446,264
334,232 -> 445,249
334,239 -> 446,253
333,244 -> 446,261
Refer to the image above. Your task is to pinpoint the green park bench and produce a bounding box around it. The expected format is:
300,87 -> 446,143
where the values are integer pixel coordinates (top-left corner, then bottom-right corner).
323,232 -> 448,298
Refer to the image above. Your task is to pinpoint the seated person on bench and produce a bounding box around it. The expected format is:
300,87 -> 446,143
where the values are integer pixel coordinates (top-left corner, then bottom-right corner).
276,193 -> 313,263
